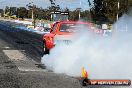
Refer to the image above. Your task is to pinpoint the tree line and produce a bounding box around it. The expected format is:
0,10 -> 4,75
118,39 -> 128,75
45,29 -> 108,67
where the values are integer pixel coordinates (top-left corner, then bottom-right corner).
0,6 -> 91,22
91,0 -> 132,23
0,0 -> 132,23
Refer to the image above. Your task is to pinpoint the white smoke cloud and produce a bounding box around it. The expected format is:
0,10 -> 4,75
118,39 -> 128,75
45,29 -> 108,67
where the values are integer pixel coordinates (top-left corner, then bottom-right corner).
41,14 -> 132,83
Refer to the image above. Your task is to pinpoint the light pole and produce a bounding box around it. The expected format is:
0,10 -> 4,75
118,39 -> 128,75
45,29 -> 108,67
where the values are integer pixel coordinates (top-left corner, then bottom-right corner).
78,0 -> 82,20
32,5 -> 34,23
4,7 -> 5,18
27,2 -> 34,22
76,8 -> 81,20
117,1 -> 120,21
115,0 -> 120,31
26,2 -> 36,28
79,9 -> 81,20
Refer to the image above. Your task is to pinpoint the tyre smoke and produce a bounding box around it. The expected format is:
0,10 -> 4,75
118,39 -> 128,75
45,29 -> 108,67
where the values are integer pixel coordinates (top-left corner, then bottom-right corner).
41,14 -> 132,82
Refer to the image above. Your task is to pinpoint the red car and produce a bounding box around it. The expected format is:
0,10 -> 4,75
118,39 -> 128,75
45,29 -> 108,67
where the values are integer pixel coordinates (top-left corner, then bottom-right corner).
42,21 -> 94,54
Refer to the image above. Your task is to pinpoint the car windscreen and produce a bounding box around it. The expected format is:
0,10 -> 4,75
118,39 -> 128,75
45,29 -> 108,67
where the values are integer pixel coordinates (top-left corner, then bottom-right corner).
59,23 -> 89,32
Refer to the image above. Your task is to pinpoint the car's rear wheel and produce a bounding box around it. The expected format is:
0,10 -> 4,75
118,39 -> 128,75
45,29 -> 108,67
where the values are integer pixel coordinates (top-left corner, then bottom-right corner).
42,40 -> 49,55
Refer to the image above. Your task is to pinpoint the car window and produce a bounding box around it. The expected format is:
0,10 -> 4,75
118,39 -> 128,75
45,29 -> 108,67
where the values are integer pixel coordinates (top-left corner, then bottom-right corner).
60,23 -> 88,32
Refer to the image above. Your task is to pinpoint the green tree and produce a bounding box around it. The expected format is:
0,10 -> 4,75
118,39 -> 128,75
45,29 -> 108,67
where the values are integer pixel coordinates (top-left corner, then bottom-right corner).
17,7 -> 28,19
91,0 -> 132,23
5,6 -> 10,15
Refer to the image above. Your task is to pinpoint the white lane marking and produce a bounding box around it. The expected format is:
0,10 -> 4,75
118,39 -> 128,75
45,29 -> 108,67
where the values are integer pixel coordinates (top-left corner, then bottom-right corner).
3,50 -> 47,72
3,50 -> 26,61
18,67 -> 47,72
4,46 -> 10,49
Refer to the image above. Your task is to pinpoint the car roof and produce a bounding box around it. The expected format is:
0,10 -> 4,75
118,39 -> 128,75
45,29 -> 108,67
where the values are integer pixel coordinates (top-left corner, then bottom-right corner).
59,21 -> 92,24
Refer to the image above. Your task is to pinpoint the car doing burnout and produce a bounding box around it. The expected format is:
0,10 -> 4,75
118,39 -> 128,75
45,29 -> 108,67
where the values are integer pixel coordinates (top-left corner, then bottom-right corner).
42,21 -> 96,54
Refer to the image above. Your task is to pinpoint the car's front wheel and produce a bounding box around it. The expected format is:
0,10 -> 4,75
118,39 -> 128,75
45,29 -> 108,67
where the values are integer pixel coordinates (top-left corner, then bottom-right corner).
42,40 -> 49,55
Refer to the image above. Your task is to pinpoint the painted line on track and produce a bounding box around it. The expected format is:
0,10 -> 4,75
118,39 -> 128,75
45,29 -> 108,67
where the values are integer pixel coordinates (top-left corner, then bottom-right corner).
3,50 -> 47,72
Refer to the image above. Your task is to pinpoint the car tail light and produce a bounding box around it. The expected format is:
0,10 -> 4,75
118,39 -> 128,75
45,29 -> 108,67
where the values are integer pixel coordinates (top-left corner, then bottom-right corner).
49,37 -> 53,41
47,37 -> 54,42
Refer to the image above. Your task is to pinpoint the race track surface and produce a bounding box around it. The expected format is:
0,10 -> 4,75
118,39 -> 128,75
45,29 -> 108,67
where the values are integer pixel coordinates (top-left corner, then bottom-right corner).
0,20 -> 82,88
0,20 -> 129,88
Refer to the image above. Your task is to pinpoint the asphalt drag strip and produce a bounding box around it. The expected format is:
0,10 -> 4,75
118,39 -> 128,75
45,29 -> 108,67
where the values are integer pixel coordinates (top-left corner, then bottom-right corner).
3,50 -> 47,72
0,21 -> 83,88
0,20 -> 129,88
0,40 -> 82,88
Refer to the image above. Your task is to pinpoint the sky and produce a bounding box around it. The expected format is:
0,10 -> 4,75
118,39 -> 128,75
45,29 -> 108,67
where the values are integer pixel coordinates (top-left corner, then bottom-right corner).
0,0 -> 93,10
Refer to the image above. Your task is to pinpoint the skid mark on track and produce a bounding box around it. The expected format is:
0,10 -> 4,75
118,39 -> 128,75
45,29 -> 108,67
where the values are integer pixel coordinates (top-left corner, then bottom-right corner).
3,46 -> 10,49
3,50 -> 47,72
